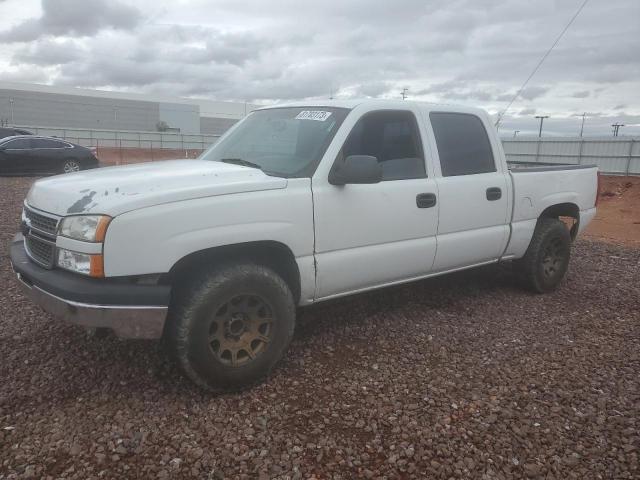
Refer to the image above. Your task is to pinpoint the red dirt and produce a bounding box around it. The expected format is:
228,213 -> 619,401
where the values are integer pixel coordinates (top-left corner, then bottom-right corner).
585,176 -> 640,247
96,147 -> 203,166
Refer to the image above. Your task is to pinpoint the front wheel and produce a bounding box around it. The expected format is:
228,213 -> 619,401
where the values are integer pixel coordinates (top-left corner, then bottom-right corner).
166,263 -> 296,391
513,218 -> 571,293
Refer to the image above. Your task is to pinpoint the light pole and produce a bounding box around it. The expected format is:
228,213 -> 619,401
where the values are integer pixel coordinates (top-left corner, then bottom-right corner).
611,123 -> 625,137
535,115 -> 549,137
513,130 -> 520,138
9,98 -> 14,125
579,112 -> 586,137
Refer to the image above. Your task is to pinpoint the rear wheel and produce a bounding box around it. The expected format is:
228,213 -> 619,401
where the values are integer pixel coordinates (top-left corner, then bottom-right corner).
514,218 -> 571,293
166,263 -> 295,391
61,158 -> 81,174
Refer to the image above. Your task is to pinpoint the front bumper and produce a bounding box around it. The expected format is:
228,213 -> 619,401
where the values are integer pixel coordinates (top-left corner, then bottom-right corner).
10,234 -> 170,339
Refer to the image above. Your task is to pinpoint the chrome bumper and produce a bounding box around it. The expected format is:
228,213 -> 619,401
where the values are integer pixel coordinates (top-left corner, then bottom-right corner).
13,270 -> 168,339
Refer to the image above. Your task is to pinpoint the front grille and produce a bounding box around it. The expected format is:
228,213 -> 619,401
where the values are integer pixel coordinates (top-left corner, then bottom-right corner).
24,207 -> 59,236
23,205 -> 60,269
25,234 -> 56,268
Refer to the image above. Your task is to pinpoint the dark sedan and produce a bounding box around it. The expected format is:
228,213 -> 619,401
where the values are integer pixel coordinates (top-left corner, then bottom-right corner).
0,136 -> 99,175
0,127 -> 33,139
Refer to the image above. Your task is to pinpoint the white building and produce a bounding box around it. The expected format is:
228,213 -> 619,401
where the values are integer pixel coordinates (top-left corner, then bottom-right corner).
0,81 -> 260,135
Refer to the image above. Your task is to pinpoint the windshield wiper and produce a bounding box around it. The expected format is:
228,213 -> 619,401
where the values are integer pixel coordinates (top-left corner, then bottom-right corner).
220,158 -> 263,170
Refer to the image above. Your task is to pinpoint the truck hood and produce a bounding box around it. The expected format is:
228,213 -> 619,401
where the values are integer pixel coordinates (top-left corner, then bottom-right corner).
26,160 -> 288,217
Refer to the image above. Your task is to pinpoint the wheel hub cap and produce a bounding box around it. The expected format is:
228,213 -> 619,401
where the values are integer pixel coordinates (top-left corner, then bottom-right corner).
227,315 -> 246,336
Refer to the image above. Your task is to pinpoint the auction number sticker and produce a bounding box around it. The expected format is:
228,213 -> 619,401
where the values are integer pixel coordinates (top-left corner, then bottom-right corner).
295,110 -> 332,121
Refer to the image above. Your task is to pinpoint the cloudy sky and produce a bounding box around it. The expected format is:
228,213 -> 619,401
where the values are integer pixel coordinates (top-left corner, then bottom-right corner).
0,0 -> 638,136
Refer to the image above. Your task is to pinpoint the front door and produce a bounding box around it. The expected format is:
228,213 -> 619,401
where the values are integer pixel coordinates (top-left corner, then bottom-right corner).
312,108 -> 439,299
0,138 -> 33,174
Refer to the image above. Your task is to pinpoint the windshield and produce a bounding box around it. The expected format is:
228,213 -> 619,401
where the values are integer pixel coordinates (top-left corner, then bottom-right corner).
200,107 -> 349,177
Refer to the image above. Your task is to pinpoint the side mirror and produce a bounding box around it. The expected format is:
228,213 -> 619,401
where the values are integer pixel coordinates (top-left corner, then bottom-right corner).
329,155 -> 382,186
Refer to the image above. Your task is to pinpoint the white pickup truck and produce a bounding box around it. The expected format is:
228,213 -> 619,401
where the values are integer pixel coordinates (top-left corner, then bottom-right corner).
10,100 -> 599,390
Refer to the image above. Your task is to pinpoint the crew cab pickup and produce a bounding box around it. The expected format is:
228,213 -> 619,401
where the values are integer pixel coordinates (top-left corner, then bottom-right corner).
10,100 -> 599,390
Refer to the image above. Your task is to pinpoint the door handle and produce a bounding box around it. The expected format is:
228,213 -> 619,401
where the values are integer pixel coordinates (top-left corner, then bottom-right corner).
416,193 -> 437,208
486,187 -> 502,201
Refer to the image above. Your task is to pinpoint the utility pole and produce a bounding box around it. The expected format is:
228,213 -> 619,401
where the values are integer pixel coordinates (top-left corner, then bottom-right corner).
535,115 -> 549,137
513,130 -> 520,138
9,98 -> 14,125
611,123 -> 625,137
579,112 -> 586,137
401,87 -> 409,100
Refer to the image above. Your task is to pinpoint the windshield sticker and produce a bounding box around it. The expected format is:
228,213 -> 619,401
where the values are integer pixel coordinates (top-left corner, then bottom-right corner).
295,110 -> 332,121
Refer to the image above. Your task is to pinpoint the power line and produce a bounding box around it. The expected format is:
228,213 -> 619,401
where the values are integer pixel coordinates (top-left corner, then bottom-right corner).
495,0 -> 590,127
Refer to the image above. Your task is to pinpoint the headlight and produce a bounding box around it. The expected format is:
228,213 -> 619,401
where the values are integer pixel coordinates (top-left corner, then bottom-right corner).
59,215 -> 111,242
57,249 -> 104,277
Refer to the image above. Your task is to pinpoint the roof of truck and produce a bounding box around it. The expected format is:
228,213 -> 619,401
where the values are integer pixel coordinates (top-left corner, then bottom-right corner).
260,99 -> 489,117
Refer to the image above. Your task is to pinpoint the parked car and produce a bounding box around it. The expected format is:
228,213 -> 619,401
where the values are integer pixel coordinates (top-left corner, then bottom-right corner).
9,100 -> 599,391
0,127 -> 33,139
0,135 -> 99,175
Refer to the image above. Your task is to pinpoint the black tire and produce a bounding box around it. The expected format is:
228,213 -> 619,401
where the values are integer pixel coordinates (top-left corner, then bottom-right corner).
514,218 -> 571,293
166,263 -> 295,391
60,158 -> 82,174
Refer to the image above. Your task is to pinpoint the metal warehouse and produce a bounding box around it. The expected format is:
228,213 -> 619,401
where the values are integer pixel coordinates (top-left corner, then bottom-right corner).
0,81 -> 258,135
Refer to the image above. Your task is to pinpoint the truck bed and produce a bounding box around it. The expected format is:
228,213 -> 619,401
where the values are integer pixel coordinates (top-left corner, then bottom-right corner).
507,160 -> 598,172
501,161 -> 598,260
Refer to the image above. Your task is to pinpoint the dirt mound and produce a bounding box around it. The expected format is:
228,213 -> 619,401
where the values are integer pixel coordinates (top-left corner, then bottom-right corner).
585,175 -> 640,246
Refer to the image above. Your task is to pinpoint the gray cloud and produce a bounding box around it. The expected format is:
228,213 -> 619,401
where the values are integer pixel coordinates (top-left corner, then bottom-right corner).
0,0 -> 638,135
13,39 -> 83,65
520,86 -> 549,101
571,90 -> 590,98
0,0 -> 141,42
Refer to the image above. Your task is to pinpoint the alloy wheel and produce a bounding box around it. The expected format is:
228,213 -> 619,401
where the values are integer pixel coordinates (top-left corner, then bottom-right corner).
542,237 -> 565,278
63,160 -> 81,173
208,294 -> 273,366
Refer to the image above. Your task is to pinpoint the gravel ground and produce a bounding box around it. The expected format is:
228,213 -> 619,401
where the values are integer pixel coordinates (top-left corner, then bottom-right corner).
1,176 -> 638,479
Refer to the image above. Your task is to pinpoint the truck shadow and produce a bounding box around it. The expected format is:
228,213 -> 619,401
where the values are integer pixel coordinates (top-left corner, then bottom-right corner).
295,261 -> 520,341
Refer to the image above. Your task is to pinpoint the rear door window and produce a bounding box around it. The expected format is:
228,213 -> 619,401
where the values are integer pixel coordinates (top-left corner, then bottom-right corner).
430,112 -> 496,177
32,138 -> 67,149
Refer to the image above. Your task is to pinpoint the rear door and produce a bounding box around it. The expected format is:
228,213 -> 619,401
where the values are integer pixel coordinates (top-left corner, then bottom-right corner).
427,111 -> 510,271
31,138 -> 69,173
312,107 -> 439,299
